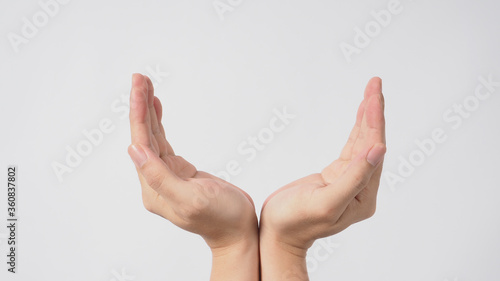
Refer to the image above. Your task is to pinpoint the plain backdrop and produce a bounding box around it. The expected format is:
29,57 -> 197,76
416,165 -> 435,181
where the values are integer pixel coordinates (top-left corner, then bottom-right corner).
1,0 -> 499,280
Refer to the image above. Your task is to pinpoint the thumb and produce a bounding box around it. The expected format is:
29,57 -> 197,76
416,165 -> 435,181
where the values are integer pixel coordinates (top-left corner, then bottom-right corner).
128,144 -> 186,199
323,143 -> 386,207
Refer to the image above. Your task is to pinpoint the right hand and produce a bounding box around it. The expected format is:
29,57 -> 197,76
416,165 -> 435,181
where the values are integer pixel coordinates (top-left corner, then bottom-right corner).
260,77 -> 387,254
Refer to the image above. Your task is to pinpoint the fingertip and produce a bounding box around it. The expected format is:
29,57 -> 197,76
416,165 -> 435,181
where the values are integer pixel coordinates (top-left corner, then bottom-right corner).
145,75 -> 153,86
144,75 -> 152,89
132,73 -> 143,86
364,77 -> 382,99
130,144 -> 186,196
371,76 -> 382,87
154,96 -> 162,106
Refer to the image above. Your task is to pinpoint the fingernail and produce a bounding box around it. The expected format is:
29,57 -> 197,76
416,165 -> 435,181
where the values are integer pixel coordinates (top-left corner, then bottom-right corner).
366,144 -> 386,166
129,144 -> 148,168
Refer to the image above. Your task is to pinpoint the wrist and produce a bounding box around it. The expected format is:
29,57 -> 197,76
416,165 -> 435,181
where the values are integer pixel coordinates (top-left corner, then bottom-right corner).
210,231 -> 258,258
260,230 -> 309,281
209,229 -> 259,281
259,226 -> 311,256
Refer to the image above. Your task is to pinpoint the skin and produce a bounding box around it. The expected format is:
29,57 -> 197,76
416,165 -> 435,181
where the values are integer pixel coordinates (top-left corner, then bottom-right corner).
260,77 -> 386,280
127,74 -> 386,280
127,73 -> 259,281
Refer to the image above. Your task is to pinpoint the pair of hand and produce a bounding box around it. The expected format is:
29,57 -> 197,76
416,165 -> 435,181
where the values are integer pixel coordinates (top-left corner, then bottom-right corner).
127,74 -> 386,280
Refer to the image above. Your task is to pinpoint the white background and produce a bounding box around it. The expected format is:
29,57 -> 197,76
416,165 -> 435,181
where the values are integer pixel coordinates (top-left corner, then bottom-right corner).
1,0 -> 499,280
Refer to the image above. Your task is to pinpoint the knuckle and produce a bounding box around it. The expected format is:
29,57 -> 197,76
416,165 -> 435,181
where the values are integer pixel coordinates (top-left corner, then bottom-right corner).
146,172 -> 165,191
151,125 -> 162,137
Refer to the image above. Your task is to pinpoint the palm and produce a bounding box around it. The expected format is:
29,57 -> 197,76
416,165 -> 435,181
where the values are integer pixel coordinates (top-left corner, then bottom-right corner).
155,154 -> 255,239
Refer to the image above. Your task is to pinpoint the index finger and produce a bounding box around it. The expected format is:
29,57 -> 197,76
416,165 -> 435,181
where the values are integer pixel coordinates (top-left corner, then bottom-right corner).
129,73 -> 154,150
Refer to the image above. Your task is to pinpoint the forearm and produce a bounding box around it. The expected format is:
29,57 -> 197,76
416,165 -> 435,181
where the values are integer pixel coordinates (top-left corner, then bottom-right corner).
210,232 -> 260,281
260,235 -> 309,281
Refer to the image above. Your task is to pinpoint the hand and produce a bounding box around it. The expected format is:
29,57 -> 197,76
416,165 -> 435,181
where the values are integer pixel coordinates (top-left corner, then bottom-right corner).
260,77 -> 386,280
127,73 -> 258,254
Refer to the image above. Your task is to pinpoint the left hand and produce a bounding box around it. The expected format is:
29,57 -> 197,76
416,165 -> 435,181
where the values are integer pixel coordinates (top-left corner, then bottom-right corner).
127,73 -> 258,250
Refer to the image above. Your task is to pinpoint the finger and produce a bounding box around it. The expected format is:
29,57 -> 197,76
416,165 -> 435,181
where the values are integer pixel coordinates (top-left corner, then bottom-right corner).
364,90 -> 385,144
323,99 -> 365,182
339,77 -> 382,161
330,161 -> 385,235
364,76 -> 382,99
322,199 -> 373,237
352,79 -> 385,157
379,91 -> 386,143
137,172 -> 175,216
354,160 -> 384,212
153,96 -> 163,127
140,76 -> 161,155
129,74 -> 154,149
145,76 -> 161,138
128,143 -> 189,200
348,81 -> 386,218
318,143 -> 386,214
356,79 -> 385,195
356,151 -> 385,208
153,96 -> 175,155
